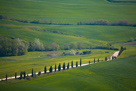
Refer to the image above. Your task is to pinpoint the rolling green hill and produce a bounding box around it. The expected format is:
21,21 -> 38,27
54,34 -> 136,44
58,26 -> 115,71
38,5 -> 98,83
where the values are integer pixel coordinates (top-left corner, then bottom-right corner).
0,45 -> 136,91
0,20 -> 136,46
0,0 -> 136,90
0,49 -> 115,78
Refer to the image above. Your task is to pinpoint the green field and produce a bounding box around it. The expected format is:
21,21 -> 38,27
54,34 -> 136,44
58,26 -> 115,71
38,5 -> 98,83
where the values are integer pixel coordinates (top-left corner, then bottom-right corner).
0,0 -> 136,24
0,20 -> 136,46
0,0 -> 136,90
0,44 -> 136,91
0,49 -> 115,78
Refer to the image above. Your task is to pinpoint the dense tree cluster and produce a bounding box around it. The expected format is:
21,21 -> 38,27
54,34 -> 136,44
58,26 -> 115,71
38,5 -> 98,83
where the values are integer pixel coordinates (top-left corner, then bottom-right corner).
112,20 -> 132,26
77,19 -> 134,26
28,38 -> 44,51
77,19 -> 109,25
0,37 -> 28,57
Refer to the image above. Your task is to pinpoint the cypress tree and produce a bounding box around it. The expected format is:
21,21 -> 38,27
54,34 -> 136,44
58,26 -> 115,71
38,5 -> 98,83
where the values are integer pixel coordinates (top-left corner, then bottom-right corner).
51,66 -> 52,72
6,74 -> 7,81
63,62 -> 65,70
59,64 -> 61,71
24,71 -> 26,79
58,63 -> 61,71
49,66 -> 52,73
98,58 -> 99,62
71,61 -> 73,68
76,62 -> 78,67
44,66 -> 46,74
89,60 -> 90,64
67,62 -> 69,69
20,72 -> 22,79
80,58 -> 82,66
32,68 -> 33,77
55,64 -> 56,72
94,58 -> 95,63
105,57 -> 107,61
15,72 -> 17,79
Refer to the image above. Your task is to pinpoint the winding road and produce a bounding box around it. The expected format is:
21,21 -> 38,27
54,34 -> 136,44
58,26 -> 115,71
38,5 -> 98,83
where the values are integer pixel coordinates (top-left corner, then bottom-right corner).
0,51 -> 119,81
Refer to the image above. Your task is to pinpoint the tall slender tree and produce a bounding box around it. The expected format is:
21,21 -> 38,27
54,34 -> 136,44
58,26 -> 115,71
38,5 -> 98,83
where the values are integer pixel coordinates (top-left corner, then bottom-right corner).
63,62 -> 65,70
24,71 -> 26,79
58,64 -> 60,71
71,61 -> 73,68
58,63 -> 61,71
89,60 -> 90,64
105,57 -> 107,61
6,74 -> 7,81
94,58 -> 95,63
98,58 -> 99,62
67,62 -> 69,69
55,64 -> 56,72
76,62 -> 78,67
80,58 -> 82,66
59,63 -> 61,71
44,66 -> 46,74
50,66 -> 52,73
32,68 -> 33,77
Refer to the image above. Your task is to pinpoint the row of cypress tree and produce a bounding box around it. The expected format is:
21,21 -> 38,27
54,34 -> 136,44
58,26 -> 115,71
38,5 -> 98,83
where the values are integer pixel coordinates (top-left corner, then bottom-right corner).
6,57 -> 109,81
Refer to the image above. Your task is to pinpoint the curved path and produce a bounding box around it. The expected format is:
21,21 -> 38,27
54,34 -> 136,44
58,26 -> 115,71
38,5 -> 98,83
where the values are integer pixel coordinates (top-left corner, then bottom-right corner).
0,51 -> 119,81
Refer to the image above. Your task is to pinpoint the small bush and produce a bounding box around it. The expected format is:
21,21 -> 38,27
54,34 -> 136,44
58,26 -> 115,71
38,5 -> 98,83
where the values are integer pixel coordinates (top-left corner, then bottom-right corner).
38,71 -> 41,76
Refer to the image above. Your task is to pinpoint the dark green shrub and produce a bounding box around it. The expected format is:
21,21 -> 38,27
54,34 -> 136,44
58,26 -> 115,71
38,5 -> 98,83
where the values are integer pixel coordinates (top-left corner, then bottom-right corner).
38,71 -> 41,76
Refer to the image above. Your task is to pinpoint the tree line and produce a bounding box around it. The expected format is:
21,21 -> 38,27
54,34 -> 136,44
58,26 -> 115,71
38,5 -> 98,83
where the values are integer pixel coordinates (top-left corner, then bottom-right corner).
77,19 -> 135,26
0,15 -> 73,25
1,15 -> 135,26
0,37 -> 119,57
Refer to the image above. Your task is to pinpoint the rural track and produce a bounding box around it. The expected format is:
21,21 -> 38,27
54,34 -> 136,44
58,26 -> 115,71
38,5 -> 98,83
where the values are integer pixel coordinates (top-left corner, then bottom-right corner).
0,51 -> 119,81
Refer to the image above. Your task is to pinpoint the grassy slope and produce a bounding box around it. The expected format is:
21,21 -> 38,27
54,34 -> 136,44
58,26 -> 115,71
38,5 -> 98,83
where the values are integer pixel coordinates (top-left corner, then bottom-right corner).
0,0 -> 136,24
0,49 -> 115,78
0,45 -> 136,91
0,20 -> 136,46
0,0 -> 136,46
